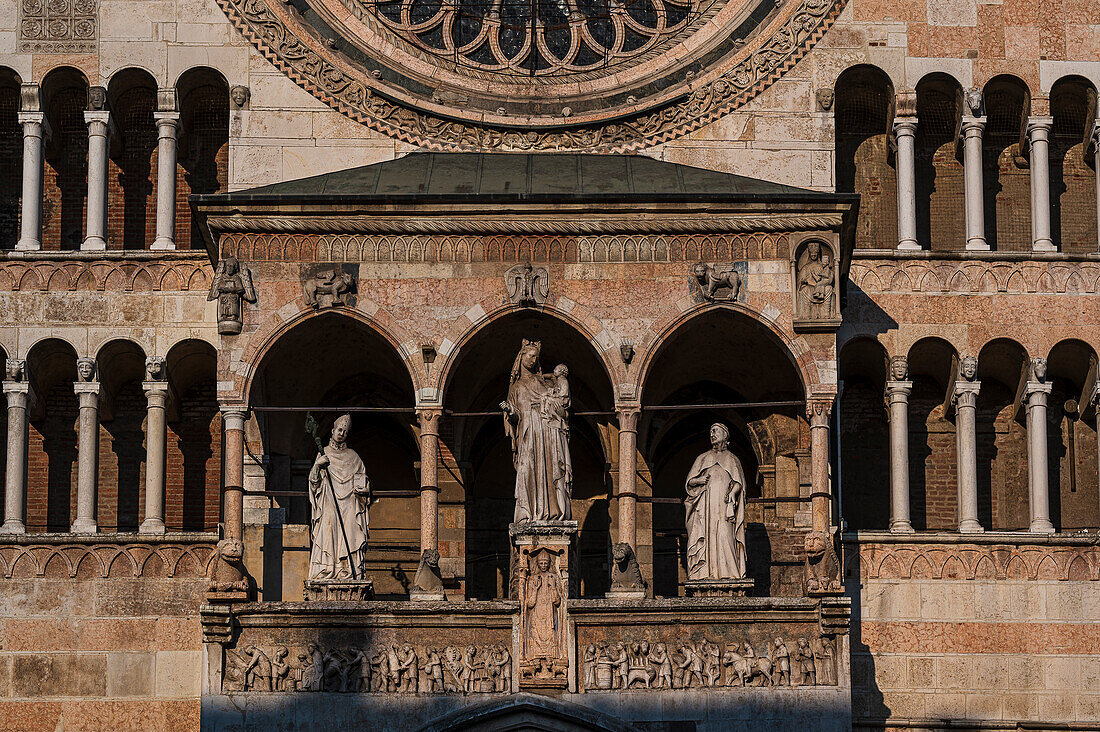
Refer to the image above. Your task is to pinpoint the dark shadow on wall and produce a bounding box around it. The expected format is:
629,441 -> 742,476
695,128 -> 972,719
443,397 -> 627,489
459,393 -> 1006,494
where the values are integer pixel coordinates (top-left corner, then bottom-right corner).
843,545 -> 888,726
840,284 -> 899,343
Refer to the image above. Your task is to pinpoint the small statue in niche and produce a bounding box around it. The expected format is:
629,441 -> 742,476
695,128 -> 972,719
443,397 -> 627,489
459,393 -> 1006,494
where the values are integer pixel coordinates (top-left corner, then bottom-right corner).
522,552 -> 564,661
692,262 -> 742,302
796,240 -> 836,320
804,530 -> 841,594
208,257 -> 257,335
505,262 -> 550,306
303,268 -> 356,309
609,542 -> 647,594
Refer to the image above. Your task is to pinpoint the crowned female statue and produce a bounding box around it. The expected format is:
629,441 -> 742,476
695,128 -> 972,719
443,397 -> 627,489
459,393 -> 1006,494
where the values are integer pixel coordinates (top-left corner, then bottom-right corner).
500,339 -> 573,522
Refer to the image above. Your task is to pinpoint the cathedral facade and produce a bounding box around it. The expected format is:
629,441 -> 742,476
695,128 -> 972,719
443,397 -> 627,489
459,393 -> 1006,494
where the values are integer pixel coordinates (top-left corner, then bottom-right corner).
0,0 -> 1098,728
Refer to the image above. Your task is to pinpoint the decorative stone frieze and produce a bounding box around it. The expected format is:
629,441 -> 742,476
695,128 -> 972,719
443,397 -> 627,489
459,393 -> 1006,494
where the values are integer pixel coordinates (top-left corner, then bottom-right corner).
848,257 -> 1100,295
0,536 -> 216,578
18,0 -> 98,53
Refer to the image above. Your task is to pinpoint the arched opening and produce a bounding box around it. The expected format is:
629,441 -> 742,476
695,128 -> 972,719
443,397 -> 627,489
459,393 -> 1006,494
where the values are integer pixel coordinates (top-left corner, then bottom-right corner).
442,310 -> 615,600
26,339 -> 79,532
96,339 -> 149,532
41,67 -> 89,251
107,68 -> 158,250
640,308 -> 804,598
165,339 -> 220,531
976,338 -> 1029,530
250,311 -> 418,600
834,65 -> 897,250
1046,339 -> 1099,530
176,68 -> 228,250
0,68 -> 22,249
838,338 -> 889,530
905,338 -> 957,530
1049,76 -> 1098,253
914,73 -> 965,251
982,75 -> 1032,252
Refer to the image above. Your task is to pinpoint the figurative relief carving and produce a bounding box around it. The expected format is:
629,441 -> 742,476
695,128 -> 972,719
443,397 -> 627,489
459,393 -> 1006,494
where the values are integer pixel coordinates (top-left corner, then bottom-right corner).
795,240 -> 836,321
224,643 -> 511,693
519,550 -> 567,684
692,262 -> 744,302
208,257 -> 257,335
303,267 -> 356,309
77,357 -> 96,382
804,531 -> 841,594
5,359 -> 24,382
579,636 -> 836,691
411,549 -> 445,597
505,263 -> 549,306
888,356 -> 908,382
207,538 -> 249,596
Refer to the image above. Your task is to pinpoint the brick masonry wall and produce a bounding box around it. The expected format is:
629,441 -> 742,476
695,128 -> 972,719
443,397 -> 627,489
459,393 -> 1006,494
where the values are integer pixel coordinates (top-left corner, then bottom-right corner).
0,540 -> 214,732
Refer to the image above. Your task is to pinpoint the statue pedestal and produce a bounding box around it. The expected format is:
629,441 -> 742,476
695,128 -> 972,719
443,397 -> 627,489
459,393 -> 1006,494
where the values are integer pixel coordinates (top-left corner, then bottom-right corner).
303,578 -> 375,601
684,578 -> 754,598
510,520 -> 577,691
605,588 -> 646,600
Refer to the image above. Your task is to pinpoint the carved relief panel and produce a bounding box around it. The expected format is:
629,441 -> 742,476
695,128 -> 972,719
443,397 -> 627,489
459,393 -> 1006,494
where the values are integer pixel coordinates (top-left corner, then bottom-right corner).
792,235 -> 841,331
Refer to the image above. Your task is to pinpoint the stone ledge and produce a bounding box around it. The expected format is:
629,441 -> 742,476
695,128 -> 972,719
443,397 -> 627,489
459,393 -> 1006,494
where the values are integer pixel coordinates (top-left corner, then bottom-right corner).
0,250 -> 211,262
852,249 -> 1100,263
0,532 -> 218,546
844,531 -> 1100,547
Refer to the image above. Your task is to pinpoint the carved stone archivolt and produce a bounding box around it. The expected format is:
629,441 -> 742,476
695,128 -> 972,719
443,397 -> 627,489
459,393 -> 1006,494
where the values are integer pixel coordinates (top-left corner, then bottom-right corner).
849,258 -> 1100,295
212,0 -> 846,150
847,540 -> 1100,581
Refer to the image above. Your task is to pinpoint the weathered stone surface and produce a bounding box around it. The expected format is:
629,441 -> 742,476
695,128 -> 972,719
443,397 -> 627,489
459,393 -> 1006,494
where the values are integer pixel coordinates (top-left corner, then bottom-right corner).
12,654 -> 107,697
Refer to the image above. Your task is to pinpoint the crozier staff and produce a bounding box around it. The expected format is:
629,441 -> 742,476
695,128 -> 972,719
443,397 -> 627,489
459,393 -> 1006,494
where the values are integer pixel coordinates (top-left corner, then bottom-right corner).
306,414 -> 371,580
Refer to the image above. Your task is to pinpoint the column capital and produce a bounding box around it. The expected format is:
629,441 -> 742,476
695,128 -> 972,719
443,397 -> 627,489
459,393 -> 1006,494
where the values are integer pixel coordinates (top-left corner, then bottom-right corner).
885,379 -> 913,398
73,381 -> 101,397
83,109 -> 113,136
143,382 -> 170,407
806,393 -> 834,427
153,110 -> 180,131
1026,116 -> 1054,136
416,406 -> 442,436
892,116 -> 918,136
1025,380 -> 1053,406
615,404 -> 641,433
220,405 -> 249,431
952,380 -> 981,409
960,115 -> 987,135
17,111 -> 49,137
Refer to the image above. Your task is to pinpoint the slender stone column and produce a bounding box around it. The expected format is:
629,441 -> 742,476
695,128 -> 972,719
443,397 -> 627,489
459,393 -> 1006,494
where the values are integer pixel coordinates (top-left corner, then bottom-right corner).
17,84 -> 47,251
1,361 -> 30,535
71,377 -> 101,534
151,111 -> 180,251
893,116 -> 920,250
807,395 -> 834,534
1093,124 -> 1100,252
953,380 -> 983,533
615,406 -> 641,549
416,408 -> 441,553
885,377 -> 915,533
1025,378 -> 1056,533
1027,117 -> 1055,252
221,407 -> 248,543
139,379 -> 169,534
1091,380 -> 1100,513
83,107 -> 111,251
961,115 -> 989,251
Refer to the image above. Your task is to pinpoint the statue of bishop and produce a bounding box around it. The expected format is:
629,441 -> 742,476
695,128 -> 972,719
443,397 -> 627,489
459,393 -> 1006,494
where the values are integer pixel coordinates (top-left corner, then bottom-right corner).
684,423 -> 747,580
308,414 -> 371,580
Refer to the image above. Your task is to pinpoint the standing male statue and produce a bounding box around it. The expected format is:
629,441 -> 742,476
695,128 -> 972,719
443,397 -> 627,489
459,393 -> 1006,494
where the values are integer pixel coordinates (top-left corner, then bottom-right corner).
684,423 -> 747,580
500,339 -> 573,522
308,414 -> 371,580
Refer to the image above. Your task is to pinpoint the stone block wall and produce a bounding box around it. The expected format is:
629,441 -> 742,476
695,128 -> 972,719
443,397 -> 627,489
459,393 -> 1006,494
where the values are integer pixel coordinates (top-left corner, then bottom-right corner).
847,536 -> 1100,727
0,537 -> 214,732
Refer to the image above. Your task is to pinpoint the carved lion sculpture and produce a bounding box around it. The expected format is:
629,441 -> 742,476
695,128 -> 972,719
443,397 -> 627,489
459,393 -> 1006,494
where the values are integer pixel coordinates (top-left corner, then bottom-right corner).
803,531 -> 841,594
692,262 -> 741,302
609,542 -> 646,593
208,538 -> 249,595
411,548 -> 444,596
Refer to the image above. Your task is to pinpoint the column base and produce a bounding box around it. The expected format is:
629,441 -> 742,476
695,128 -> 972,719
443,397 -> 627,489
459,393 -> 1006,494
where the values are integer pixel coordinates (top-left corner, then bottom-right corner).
958,520 -> 984,534
965,240 -> 991,251
1029,519 -> 1056,534
81,237 -> 107,251
150,238 -> 176,251
1032,240 -> 1056,252
70,518 -> 98,534
897,240 -> 921,251
138,518 -> 166,534
14,239 -> 41,251
0,520 -> 25,535
889,520 -> 915,534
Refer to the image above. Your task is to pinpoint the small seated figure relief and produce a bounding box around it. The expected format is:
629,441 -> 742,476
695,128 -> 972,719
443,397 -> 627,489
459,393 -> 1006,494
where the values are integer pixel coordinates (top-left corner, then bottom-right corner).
692,262 -> 743,302
795,240 -> 836,321
303,267 -> 356,309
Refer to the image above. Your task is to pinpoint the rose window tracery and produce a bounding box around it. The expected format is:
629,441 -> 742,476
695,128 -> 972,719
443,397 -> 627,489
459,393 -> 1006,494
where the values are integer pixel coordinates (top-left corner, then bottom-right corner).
366,0 -> 703,75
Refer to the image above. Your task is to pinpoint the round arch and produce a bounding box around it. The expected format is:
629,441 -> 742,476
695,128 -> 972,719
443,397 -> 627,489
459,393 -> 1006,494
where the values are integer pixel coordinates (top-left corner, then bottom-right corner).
440,307 -> 617,600
838,337 -> 889,530
417,693 -> 641,732
976,337 -> 1031,530
1045,339 -> 1100,531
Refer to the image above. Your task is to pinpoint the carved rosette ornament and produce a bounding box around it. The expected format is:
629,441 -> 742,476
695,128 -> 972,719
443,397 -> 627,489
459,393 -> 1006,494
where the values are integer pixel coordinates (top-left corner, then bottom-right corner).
211,0 -> 846,150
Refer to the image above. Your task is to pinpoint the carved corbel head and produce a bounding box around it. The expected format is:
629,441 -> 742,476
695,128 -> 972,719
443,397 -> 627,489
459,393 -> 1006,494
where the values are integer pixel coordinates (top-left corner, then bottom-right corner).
1030,357 -> 1047,382
619,340 -> 634,365
960,355 -> 978,381
815,88 -> 834,112
77,357 -> 96,382
5,359 -> 24,382
964,88 -> 983,116
89,86 -> 108,111
145,357 -> 166,381
230,85 -> 251,109
888,355 -> 908,381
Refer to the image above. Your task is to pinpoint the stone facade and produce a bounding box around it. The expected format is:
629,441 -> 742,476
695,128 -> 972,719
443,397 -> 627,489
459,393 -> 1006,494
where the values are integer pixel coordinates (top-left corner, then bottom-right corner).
0,0 -> 1099,728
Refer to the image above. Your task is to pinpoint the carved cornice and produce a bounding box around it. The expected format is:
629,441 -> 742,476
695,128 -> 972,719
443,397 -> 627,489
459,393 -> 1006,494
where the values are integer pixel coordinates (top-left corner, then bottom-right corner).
850,258 -> 1100,295
0,537 -> 216,579
213,0 -> 845,150
206,214 -> 844,236
845,538 -> 1100,581
0,258 -> 213,293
